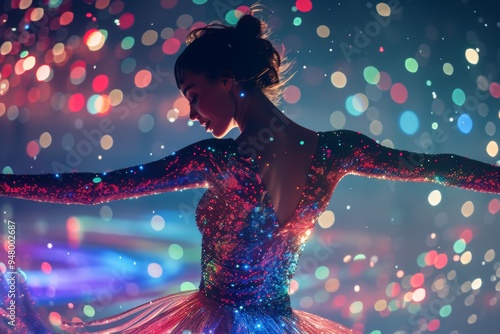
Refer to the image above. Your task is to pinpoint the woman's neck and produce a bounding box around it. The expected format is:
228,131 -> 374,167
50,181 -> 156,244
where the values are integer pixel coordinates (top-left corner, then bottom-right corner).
235,90 -> 298,143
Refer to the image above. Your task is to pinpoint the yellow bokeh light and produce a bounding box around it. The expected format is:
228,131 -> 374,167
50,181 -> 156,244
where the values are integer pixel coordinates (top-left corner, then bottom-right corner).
349,301 -> 363,314
0,79 -> 10,95
486,141 -> 498,157
15,59 -> 25,75
87,30 -> 107,51
461,281 -> 471,293
464,294 -> 475,306
461,200 -> 474,217
1,41 -> 13,55
318,210 -> 335,228
19,0 -> 33,10
396,269 -> 404,278
352,93 -> 369,112
325,278 -> 340,293
316,25 -> 330,38
381,139 -> 394,148
374,299 -> 387,312
100,135 -> 113,150
330,111 -> 346,129
468,314 -> 477,324
109,89 -> 124,106
167,109 -> 179,122
22,56 -> 36,71
471,278 -> 482,290
465,48 -> 479,65
39,132 -> 52,148
53,50 -> 67,64
142,30 -> 159,46
30,8 -> 44,22
484,249 -> 495,262
461,251 -> 472,265
403,291 -> 413,302
412,288 -> 426,302
376,3 -> 391,17
95,94 -> 111,114
36,65 -> 52,81
331,71 -> 347,88
433,278 -> 446,291
369,120 -> 383,136
53,43 -> 65,56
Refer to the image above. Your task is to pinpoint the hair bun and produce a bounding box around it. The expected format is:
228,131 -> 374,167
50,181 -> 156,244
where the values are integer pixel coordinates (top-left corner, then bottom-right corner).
235,15 -> 262,39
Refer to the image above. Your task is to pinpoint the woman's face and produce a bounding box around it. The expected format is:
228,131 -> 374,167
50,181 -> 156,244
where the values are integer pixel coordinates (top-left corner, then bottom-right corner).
179,70 -> 238,139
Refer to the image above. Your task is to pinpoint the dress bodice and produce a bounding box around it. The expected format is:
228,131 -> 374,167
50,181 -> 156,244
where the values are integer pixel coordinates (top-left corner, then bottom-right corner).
196,137 -> 334,314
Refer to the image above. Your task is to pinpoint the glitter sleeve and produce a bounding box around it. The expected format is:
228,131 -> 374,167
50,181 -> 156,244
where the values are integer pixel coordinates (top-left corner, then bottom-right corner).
0,139 -> 222,205
333,130 -> 500,194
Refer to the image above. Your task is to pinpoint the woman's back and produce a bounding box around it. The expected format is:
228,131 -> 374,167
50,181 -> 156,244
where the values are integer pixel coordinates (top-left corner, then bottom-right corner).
236,122 -> 319,226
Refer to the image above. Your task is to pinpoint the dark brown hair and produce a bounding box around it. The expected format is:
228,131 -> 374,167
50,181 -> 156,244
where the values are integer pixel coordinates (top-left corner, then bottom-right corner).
174,13 -> 291,105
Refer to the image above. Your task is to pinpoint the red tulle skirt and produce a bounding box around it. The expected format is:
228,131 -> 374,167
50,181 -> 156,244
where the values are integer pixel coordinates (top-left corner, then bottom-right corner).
62,290 -> 359,334
2,271 -> 359,333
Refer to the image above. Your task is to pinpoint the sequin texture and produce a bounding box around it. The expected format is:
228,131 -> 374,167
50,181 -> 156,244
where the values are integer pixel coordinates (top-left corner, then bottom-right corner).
1,130 -> 499,333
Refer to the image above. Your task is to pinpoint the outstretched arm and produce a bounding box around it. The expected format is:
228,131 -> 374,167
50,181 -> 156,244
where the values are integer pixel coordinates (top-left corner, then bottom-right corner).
0,139 -> 225,205
332,130 -> 500,193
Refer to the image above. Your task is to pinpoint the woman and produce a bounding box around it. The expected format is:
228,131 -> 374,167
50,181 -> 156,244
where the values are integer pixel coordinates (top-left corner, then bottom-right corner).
1,13 -> 499,333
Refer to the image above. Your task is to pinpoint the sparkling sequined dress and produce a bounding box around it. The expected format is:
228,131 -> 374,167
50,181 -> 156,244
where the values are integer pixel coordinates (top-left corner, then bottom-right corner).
1,130 -> 499,333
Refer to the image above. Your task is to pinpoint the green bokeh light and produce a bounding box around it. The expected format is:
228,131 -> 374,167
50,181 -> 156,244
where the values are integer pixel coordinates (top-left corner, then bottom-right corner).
443,63 -> 454,75
83,305 -> 95,317
225,10 -> 238,25
452,88 -> 466,106
121,36 -> 135,50
453,239 -> 466,254
405,58 -> 418,73
440,304 -> 452,317
315,266 -> 329,280
354,254 -> 366,261
388,300 -> 399,311
48,0 -> 63,8
180,281 -> 196,291
417,252 -> 426,267
168,244 -> 184,260
363,66 -> 380,84
2,166 -> 14,174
